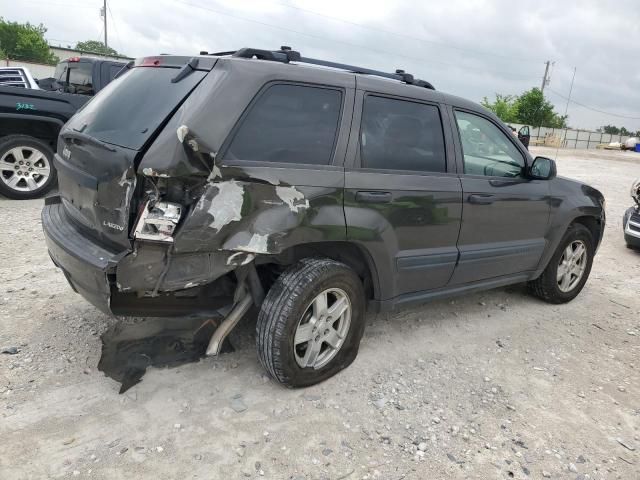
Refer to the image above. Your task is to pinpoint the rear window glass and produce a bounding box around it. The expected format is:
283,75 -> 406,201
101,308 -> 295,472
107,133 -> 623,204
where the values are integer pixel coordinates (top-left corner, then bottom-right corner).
224,84 -> 342,165
66,67 -> 205,150
360,95 -> 446,173
54,61 -> 94,95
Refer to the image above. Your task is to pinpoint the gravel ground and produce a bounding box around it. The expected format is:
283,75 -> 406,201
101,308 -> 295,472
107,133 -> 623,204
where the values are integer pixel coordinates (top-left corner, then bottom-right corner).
1,147 -> 639,479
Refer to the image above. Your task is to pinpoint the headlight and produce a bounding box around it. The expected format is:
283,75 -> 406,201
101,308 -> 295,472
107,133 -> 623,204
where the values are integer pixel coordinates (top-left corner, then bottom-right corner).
631,178 -> 640,205
133,201 -> 183,242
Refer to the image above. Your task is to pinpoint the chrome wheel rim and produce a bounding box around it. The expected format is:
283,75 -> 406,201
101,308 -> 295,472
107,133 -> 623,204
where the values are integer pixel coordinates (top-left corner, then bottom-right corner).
0,146 -> 51,192
294,288 -> 352,370
557,240 -> 587,292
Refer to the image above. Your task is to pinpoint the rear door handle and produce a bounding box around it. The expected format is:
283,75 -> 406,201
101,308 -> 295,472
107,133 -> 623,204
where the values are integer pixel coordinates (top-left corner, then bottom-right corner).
355,191 -> 392,203
468,194 -> 496,205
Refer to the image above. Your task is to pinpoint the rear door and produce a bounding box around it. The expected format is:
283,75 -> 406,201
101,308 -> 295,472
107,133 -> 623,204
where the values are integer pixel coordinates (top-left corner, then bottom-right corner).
344,82 -> 462,300
214,77 -> 354,249
449,109 -> 550,284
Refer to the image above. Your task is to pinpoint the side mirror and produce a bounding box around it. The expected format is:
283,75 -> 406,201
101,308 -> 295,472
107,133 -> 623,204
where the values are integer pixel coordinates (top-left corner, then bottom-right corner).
527,156 -> 557,180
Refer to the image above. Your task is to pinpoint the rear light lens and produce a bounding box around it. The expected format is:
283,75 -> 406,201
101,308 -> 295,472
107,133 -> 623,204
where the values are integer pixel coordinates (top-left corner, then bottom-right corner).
140,57 -> 162,67
68,56 -> 80,62
133,201 -> 182,242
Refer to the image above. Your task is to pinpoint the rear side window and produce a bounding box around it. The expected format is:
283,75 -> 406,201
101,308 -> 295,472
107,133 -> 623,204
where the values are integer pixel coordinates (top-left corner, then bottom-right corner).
54,61 -> 94,95
66,67 -> 206,150
225,84 -> 342,165
360,95 -> 446,173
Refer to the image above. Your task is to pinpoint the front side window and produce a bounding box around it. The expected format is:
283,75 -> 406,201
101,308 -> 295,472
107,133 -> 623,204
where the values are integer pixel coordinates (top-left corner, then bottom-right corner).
225,84 -> 342,165
360,95 -> 446,173
455,111 -> 525,177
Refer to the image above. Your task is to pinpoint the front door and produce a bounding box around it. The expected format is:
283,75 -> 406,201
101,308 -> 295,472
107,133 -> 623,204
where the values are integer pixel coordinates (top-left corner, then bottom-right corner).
449,109 -> 550,285
518,125 -> 531,149
345,90 -> 462,300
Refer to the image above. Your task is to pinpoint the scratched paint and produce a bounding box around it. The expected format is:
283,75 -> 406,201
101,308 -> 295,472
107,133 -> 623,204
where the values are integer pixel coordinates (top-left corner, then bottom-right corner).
207,181 -> 244,232
233,233 -> 270,254
275,186 -> 310,213
176,125 -> 189,143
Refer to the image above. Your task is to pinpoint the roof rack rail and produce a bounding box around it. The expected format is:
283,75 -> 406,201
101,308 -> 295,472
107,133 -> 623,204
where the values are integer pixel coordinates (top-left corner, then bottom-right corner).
219,46 -> 435,90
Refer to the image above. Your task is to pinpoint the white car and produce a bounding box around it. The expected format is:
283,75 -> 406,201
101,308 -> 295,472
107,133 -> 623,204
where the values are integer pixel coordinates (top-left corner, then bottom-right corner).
0,67 -> 40,89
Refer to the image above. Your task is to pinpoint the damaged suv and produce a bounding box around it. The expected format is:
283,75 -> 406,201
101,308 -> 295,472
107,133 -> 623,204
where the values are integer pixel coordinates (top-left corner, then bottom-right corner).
43,47 -> 605,387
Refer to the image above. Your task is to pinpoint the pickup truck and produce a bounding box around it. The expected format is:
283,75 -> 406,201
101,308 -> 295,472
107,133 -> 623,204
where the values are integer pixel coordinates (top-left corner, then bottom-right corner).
0,56 -> 127,199
0,67 -> 40,89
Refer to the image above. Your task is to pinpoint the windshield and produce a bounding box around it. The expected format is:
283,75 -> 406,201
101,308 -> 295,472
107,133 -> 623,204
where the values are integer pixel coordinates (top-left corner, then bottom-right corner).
66,67 -> 206,150
54,61 -> 94,95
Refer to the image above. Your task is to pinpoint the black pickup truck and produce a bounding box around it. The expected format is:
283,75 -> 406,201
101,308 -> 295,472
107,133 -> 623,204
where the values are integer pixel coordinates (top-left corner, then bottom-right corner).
0,57 -> 126,199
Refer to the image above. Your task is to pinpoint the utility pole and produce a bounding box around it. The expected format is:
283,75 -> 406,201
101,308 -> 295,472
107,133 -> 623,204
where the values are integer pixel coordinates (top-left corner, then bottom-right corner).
541,60 -> 551,94
103,0 -> 108,48
555,67 -> 576,159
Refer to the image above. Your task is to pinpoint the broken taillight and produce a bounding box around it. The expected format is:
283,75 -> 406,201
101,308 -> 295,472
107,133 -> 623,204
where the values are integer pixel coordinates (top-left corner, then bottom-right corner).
133,201 -> 182,242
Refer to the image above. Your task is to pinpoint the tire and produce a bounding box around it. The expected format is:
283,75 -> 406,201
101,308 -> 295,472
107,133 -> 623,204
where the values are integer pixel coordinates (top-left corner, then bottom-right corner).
256,258 -> 365,388
0,135 -> 57,199
528,223 -> 594,303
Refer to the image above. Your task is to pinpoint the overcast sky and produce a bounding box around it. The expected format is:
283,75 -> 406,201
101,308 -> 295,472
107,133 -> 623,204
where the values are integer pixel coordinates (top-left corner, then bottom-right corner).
7,0 -> 640,131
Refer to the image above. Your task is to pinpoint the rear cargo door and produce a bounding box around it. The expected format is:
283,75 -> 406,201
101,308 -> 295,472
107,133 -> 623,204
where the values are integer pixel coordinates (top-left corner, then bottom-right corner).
56,58 -> 213,249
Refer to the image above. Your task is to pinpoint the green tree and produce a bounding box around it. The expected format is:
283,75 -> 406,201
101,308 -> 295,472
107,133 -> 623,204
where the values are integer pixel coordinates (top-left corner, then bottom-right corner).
481,88 -> 567,128
0,17 -> 59,64
601,125 -> 620,134
75,40 -> 119,56
481,94 -> 519,123
515,88 -> 567,128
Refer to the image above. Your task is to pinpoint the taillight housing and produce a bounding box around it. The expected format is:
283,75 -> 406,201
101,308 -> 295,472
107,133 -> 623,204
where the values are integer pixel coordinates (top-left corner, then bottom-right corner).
133,201 -> 182,242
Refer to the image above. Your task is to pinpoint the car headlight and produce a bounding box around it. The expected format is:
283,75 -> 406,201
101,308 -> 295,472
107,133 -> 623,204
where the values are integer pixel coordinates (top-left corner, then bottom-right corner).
133,201 -> 183,242
631,178 -> 640,206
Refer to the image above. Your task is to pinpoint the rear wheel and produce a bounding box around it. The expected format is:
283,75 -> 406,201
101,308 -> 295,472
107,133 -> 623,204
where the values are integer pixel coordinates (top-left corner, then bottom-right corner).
256,258 -> 365,387
0,135 -> 57,199
528,223 -> 594,303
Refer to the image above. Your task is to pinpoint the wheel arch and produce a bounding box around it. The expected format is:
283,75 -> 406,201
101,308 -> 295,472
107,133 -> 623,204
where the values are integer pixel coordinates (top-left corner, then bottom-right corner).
0,115 -> 63,149
263,241 -> 381,301
570,215 -> 603,249
533,212 -> 603,279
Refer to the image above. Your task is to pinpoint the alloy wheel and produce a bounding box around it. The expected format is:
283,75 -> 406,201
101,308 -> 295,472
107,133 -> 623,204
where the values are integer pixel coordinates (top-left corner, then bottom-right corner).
293,288 -> 352,369
557,240 -> 587,292
0,146 -> 51,193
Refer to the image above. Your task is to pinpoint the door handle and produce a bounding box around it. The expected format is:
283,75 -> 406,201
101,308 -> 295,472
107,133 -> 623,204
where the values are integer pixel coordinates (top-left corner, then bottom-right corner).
355,191 -> 392,203
468,194 -> 496,205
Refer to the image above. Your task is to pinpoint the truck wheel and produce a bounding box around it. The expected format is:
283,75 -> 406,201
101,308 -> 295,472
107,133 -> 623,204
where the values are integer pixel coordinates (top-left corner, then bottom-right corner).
528,223 -> 594,304
0,135 -> 57,199
256,258 -> 365,388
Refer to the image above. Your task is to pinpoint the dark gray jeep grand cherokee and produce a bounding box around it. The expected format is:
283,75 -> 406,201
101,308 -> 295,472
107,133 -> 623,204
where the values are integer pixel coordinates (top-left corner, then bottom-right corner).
43,47 -> 605,387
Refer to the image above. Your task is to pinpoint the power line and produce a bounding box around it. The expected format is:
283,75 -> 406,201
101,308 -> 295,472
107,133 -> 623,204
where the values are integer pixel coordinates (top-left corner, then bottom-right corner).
173,0 -> 538,82
107,1 -> 125,54
265,0 -> 545,64
547,87 -> 640,121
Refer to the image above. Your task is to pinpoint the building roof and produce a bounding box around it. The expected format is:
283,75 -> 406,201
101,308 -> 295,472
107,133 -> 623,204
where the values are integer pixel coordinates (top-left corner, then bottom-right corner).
49,45 -> 133,61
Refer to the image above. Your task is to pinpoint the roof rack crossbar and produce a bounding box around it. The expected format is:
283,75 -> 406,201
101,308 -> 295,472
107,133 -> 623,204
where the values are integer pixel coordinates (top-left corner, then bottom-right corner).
216,47 -> 435,90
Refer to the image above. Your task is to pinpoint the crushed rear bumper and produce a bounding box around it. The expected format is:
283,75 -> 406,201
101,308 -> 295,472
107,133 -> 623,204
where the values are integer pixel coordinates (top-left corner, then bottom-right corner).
42,196 -> 128,314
